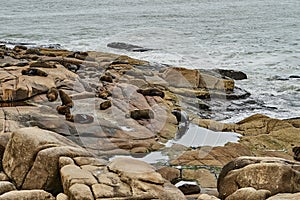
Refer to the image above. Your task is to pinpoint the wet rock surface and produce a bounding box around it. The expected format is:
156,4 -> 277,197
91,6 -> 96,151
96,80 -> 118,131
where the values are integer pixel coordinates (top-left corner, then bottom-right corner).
0,46 -> 299,199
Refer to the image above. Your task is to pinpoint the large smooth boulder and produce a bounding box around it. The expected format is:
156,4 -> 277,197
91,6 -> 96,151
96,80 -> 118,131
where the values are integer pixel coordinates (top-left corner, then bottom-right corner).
0,181 -> 16,195
218,157 -> 300,199
107,157 -> 186,200
2,127 -> 91,194
225,187 -> 271,200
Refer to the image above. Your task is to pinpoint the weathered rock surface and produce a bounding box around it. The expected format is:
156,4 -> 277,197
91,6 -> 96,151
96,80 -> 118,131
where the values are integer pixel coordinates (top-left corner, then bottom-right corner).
0,126 -> 186,200
2,127 -> 91,194
217,157 -> 300,199
192,114 -> 300,161
0,190 -> 55,200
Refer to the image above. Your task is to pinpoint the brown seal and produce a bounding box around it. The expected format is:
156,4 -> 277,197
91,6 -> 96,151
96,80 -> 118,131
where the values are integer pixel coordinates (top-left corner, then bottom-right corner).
137,88 -> 165,98
65,113 -> 74,122
46,87 -> 58,102
56,105 -> 71,115
21,68 -> 48,77
100,100 -> 112,110
58,89 -> 74,108
100,74 -> 113,83
129,109 -> 154,120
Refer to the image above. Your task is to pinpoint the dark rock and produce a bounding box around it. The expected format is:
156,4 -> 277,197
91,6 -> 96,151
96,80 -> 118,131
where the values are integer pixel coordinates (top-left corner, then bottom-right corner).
177,183 -> 201,195
107,42 -> 154,52
216,69 -> 247,80
0,41 -> 36,46
289,75 -> 300,79
293,146 -> 300,161
39,44 -> 61,49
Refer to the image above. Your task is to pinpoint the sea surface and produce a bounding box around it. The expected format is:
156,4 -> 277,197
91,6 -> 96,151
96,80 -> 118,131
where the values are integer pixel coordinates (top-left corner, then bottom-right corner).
1,0 -> 299,122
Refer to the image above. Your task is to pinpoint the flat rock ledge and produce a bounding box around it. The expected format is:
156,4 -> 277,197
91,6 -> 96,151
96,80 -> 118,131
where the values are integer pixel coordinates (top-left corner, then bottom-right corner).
0,127 -> 185,200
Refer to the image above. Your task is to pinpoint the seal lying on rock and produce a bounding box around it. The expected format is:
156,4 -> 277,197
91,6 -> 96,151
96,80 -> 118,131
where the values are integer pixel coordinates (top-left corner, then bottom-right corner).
100,74 -> 113,83
56,105 -> 71,115
100,100 -> 112,110
128,109 -> 155,120
21,68 -> 48,77
137,88 -> 165,98
46,87 -> 58,102
292,147 -> 300,161
171,109 -> 189,126
59,89 -> 74,108
64,63 -> 81,73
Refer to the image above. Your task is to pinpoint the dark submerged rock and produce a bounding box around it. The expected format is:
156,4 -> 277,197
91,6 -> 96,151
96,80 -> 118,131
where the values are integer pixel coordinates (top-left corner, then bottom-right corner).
216,69 -> 247,80
107,42 -> 154,52
177,183 -> 201,195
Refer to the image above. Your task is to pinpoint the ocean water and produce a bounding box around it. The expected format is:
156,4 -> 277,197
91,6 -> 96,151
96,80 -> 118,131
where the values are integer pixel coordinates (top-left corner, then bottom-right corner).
1,0 -> 299,121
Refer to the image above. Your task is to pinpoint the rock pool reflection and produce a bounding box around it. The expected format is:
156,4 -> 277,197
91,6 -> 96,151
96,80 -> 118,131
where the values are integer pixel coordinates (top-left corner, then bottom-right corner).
166,124 -> 241,148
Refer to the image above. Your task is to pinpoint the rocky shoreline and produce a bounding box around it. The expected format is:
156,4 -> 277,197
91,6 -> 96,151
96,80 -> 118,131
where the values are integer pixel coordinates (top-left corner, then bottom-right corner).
0,45 -> 299,199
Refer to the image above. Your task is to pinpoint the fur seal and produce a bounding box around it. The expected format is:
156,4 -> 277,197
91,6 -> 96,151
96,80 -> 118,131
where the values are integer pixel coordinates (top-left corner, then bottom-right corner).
100,100 -> 112,110
100,74 -> 113,83
137,88 -> 165,98
64,63 -> 81,73
59,89 -> 74,108
293,147 -> 300,161
46,87 -> 58,102
21,68 -> 48,77
129,109 -> 154,120
56,105 -> 71,115
65,113 -> 74,122
171,109 -> 190,140
171,109 -> 189,125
